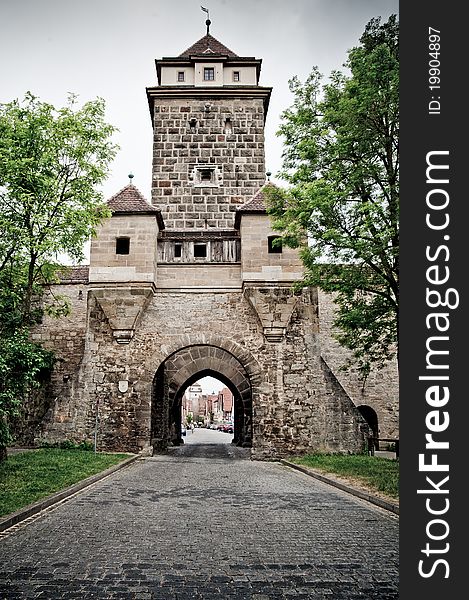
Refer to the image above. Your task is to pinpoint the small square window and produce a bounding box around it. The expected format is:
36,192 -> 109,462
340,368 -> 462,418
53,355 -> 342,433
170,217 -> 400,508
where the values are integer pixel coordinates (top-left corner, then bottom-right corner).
191,165 -> 220,187
116,237 -> 130,255
200,169 -> 213,182
268,236 -> 282,254
194,243 -> 207,258
177,71 -> 185,82
233,71 -> 240,82
204,67 -> 215,81
174,243 -> 182,258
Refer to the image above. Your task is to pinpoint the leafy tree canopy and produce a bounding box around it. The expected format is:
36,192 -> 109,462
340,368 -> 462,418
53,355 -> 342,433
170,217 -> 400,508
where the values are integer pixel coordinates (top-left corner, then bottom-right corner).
265,15 -> 399,378
0,92 -> 119,322
0,92 -> 118,458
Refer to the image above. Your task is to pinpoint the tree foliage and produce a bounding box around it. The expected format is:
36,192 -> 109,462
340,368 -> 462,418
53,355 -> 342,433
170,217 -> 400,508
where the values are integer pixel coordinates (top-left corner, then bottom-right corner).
0,93 -> 118,457
0,328 -> 55,460
0,92 -> 118,321
265,15 -> 399,377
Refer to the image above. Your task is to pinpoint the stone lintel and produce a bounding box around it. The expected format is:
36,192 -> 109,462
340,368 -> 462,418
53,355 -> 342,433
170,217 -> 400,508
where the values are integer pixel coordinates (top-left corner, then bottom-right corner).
263,327 -> 286,343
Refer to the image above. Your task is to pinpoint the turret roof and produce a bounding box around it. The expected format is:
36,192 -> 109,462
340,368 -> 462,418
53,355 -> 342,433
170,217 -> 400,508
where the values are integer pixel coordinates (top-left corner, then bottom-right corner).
106,184 -> 165,228
234,183 -> 278,228
107,184 -> 158,213
179,34 -> 238,58
237,183 -> 278,212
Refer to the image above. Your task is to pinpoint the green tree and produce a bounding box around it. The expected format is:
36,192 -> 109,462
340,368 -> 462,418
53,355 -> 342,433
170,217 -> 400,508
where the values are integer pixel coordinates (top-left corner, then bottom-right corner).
0,92 -> 118,322
0,93 -> 118,459
266,15 -> 399,377
0,329 -> 55,461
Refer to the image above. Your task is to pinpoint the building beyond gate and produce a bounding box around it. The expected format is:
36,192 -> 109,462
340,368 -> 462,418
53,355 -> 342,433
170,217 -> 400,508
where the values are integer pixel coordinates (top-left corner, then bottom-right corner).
29,26 -> 399,459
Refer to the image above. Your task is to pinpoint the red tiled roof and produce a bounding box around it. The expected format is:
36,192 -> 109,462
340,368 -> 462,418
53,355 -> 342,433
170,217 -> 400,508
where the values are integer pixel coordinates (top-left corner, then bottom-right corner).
179,34 -> 238,58
234,183 -> 279,229
58,265 -> 89,283
106,184 -> 160,214
236,183 -> 279,213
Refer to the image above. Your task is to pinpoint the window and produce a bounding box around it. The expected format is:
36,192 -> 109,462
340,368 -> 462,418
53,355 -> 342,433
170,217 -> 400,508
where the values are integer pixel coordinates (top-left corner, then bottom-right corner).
200,169 -> 213,182
268,236 -> 282,254
190,165 -> 221,187
174,243 -> 182,258
194,243 -> 207,258
189,117 -> 197,131
223,118 -> 232,134
204,67 -> 215,81
177,71 -> 185,82
116,237 -> 130,255
233,71 -> 240,82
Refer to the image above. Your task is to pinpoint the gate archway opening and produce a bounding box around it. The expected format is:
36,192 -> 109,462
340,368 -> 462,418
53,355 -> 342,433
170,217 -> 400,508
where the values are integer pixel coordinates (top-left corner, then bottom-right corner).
151,344 -> 253,453
181,375 -> 234,436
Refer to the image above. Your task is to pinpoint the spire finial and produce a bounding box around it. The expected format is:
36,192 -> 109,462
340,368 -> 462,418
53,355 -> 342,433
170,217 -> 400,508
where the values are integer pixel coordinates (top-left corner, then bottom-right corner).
201,6 -> 211,34
266,171 -> 272,182
128,172 -> 134,185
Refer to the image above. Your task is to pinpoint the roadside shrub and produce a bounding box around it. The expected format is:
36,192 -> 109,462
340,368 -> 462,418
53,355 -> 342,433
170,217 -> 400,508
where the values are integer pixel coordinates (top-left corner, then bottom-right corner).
38,439 -> 94,451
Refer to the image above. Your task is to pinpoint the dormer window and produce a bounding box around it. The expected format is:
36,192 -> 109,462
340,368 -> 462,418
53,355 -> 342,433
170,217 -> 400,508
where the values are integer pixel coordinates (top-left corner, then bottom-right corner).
204,67 -> 215,81
177,71 -> 185,82
233,71 -> 240,82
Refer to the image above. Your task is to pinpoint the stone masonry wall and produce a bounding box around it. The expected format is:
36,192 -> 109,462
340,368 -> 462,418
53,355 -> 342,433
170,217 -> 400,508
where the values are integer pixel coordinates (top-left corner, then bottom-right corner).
317,289 -> 399,439
29,282 -> 89,443
32,284 -> 370,458
89,214 -> 159,284
151,98 -> 266,229
240,214 -> 303,282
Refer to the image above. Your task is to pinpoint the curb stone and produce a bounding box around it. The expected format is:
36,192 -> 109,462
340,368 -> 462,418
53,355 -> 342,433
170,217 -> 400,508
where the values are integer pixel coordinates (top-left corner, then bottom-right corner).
0,453 -> 140,532
279,459 -> 399,515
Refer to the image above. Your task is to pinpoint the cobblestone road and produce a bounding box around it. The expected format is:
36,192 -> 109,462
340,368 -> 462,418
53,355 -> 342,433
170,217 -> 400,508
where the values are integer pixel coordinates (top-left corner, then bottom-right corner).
0,442 -> 398,599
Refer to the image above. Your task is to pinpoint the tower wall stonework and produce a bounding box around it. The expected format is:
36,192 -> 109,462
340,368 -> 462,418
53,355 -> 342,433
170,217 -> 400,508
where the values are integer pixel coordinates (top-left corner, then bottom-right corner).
317,290 -> 399,439
151,98 -> 266,229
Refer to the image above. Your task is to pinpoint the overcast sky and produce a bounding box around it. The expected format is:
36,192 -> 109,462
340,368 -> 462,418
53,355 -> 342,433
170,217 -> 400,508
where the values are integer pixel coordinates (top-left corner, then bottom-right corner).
0,0 -> 399,393
0,0 -> 398,201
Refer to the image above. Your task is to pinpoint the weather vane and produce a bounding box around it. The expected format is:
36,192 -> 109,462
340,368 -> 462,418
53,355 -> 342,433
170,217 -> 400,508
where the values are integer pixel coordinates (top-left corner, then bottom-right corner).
201,6 -> 211,34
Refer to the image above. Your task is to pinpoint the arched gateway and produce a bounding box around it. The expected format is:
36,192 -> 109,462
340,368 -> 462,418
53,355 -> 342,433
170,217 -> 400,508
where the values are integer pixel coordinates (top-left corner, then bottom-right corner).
27,25 -> 399,458
151,342 -> 260,451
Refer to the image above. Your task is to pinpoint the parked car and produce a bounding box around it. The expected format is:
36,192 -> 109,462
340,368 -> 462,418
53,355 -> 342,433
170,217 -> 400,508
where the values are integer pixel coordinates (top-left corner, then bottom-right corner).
217,424 -> 233,433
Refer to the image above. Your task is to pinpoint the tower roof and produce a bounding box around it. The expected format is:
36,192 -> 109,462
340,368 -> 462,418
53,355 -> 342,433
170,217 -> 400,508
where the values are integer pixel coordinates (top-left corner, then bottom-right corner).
106,184 -> 165,228
179,33 -> 238,58
234,183 -> 278,229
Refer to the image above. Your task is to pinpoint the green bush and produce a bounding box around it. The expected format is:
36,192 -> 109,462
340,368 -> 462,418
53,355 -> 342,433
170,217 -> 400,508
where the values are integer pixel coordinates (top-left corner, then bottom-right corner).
38,439 -> 94,451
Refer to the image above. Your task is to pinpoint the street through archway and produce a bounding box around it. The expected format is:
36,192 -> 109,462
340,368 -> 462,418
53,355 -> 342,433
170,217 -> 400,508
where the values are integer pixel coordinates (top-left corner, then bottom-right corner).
168,426 -> 250,459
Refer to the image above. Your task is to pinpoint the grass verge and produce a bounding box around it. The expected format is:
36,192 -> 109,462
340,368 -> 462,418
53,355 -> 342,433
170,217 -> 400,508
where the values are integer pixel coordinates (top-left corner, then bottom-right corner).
289,453 -> 399,500
0,449 -> 131,517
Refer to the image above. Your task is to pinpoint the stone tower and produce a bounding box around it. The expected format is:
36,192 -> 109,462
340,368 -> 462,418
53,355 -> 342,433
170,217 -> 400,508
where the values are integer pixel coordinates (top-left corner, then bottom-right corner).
27,25 -> 399,458
146,29 -> 271,229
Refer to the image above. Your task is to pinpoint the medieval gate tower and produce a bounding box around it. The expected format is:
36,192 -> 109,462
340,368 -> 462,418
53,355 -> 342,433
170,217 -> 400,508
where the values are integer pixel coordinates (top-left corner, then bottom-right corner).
32,25 -> 399,458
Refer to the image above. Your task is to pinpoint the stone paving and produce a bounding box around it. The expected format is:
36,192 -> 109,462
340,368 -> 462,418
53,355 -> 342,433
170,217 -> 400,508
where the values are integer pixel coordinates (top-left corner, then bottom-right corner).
0,441 -> 399,599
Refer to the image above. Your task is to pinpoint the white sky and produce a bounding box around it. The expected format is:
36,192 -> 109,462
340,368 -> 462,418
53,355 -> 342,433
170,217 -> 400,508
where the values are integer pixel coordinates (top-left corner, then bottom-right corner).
0,0 -> 399,201
0,0 -> 398,394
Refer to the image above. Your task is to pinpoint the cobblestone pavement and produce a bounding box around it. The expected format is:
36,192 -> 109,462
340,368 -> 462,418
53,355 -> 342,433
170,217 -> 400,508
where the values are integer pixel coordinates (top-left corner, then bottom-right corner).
0,443 -> 398,599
